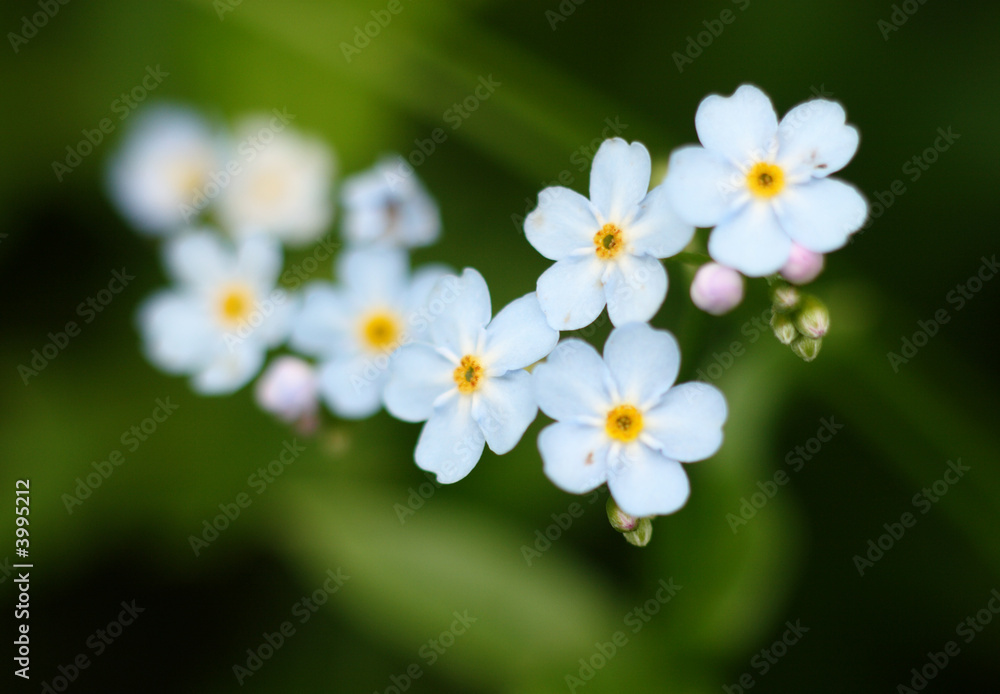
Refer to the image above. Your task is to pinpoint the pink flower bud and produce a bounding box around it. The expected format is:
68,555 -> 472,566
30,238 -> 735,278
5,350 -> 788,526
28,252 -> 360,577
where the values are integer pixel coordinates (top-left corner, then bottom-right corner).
255,357 -> 319,432
780,243 -> 825,285
690,263 -> 745,315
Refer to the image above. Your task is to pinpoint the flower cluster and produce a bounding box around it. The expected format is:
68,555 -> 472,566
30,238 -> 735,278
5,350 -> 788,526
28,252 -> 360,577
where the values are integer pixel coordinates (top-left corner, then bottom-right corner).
109,84 -> 866,541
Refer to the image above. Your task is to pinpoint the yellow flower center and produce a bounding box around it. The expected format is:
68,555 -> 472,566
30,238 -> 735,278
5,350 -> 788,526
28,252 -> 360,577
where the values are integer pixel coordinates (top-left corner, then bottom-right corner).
746,162 -> 785,199
217,284 -> 255,325
453,355 -> 485,394
360,311 -> 402,351
251,170 -> 289,204
605,404 -> 644,443
593,223 -> 625,260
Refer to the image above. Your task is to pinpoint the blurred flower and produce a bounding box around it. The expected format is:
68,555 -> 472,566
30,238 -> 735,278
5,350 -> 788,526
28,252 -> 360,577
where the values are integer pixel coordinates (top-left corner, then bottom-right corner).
106,105 -> 221,234
664,84 -> 867,276
217,116 -> 335,246
255,356 -> 319,432
384,269 -> 558,483
781,242 -> 825,285
138,231 -> 292,394
533,323 -> 727,517
525,137 -> 694,330
341,155 -> 441,249
290,248 -> 449,419
690,262 -> 745,315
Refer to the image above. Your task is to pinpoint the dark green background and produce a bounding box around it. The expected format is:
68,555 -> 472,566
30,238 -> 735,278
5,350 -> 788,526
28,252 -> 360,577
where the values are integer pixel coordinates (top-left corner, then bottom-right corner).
2,0 -> 998,691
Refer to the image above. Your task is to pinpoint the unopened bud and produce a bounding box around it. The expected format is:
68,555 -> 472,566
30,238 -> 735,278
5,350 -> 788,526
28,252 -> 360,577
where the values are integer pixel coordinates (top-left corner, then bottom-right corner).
607,497 -> 639,532
623,518 -> 653,547
794,295 -> 830,338
690,263 -> 745,316
791,336 -> 822,362
770,312 -> 798,345
780,243 -> 825,285
255,356 -> 319,432
771,284 -> 801,313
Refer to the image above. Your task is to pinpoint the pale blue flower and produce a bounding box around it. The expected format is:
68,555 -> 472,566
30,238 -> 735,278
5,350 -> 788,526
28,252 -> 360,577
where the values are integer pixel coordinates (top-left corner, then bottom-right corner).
525,138 -> 694,330
534,323 -> 727,517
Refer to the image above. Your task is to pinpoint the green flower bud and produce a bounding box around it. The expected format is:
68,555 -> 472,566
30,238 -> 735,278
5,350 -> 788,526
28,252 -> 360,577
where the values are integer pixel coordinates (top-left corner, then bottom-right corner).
794,295 -> 830,338
623,518 -> 653,547
771,284 -> 801,313
607,496 -> 639,532
770,311 -> 798,345
791,336 -> 822,362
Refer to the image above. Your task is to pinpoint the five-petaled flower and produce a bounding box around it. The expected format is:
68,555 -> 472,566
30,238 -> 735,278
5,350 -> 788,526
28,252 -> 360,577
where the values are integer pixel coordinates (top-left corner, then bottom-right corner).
525,138 -> 694,331
533,323 -> 727,517
664,84 -> 867,276
384,268 -> 559,483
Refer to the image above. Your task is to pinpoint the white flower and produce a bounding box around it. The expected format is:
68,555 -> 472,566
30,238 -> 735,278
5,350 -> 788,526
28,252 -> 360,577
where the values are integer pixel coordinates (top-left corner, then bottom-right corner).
533,323 -> 727,517
290,248 -> 449,419
341,155 -> 440,248
664,84 -> 867,277
107,105 -> 221,234
217,117 -> 335,246
384,269 -> 559,483
138,231 -> 293,394
255,356 -> 319,430
525,137 -> 695,331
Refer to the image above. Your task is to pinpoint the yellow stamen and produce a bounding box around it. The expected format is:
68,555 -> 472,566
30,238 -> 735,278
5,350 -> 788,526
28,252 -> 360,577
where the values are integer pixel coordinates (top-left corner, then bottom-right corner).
605,404 -> 644,443
217,285 -> 255,325
746,162 -> 785,199
360,312 -> 401,351
453,355 -> 484,394
593,223 -> 625,259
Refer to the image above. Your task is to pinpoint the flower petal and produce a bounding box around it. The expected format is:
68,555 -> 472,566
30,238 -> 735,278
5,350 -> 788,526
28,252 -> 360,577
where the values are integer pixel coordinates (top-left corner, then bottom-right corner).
663,146 -> 741,227
483,293 -> 559,374
472,370 -> 537,455
164,231 -> 232,288
384,343 -> 456,422
707,202 -> 792,277
317,354 -> 385,419
607,446 -> 690,517
337,247 -> 408,304
415,395 -> 486,484
604,254 -> 667,327
236,235 -> 283,288
428,268 -> 492,357
525,187 -> 600,260
589,138 -> 652,223
539,422 -> 610,494
626,184 -> 696,258
643,382 -> 727,461
775,178 -> 867,253
603,323 -> 680,408
290,283 -> 355,357
192,341 -> 264,395
777,99 -> 859,179
695,84 -> 779,166
532,339 -> 612,422
536,256 -> 607,331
